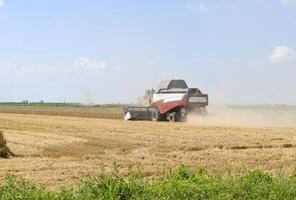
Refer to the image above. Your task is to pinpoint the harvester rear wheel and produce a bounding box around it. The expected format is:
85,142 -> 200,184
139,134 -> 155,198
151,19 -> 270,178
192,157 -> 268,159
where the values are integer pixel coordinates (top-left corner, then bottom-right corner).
201,108 -> 207,115
167,112 -> 177,122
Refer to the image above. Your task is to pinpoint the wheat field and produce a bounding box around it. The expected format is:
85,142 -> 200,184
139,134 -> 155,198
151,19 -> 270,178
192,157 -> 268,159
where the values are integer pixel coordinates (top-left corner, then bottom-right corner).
0,107 -> 296,188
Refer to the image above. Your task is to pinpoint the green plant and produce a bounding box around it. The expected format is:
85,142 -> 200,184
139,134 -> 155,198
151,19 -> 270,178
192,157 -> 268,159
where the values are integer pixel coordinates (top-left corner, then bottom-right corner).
1,166 -> 296,200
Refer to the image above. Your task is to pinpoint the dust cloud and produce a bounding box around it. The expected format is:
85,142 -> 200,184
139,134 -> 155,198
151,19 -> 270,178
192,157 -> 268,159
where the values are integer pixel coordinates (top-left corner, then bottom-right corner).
187,106 -> 296,128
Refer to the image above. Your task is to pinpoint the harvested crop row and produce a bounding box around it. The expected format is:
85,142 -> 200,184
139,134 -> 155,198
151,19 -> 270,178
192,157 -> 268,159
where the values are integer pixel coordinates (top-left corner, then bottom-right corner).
0,106 -> 123,119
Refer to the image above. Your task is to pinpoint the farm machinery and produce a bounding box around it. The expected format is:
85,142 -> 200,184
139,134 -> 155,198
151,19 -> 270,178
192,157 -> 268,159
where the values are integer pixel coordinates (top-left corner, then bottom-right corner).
123,79 -> 208,122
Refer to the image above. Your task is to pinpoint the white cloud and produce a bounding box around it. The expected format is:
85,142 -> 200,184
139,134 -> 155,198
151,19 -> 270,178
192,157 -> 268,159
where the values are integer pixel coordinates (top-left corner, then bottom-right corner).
282,0 -> 296,6
146,59 -> 156,65
0,16 -> 7,21
73,57 -> 109,70
35,41 -> 47,46
0,0 -> 4,8
269,46 -> 296,63
185,2 -> 206,12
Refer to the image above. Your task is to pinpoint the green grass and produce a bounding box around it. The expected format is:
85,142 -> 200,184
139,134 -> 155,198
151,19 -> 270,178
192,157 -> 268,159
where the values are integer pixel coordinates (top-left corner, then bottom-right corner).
1,166 -> 296,200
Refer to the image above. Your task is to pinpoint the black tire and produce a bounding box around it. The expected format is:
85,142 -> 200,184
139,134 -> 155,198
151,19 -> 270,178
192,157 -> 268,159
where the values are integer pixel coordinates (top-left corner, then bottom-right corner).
167,112 -> 177,122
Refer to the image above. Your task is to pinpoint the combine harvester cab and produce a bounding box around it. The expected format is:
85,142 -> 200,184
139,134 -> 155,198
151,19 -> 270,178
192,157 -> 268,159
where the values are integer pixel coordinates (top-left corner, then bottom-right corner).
124,79 -> 208,122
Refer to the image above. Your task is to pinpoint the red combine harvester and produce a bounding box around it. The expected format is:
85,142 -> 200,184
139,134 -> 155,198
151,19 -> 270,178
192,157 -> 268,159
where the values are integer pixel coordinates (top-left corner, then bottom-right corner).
123,79 -> 208,122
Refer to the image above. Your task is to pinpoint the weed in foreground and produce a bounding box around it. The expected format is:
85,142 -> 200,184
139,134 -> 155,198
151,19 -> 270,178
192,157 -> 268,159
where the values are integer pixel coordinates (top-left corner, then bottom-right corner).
1,166 -> 296,199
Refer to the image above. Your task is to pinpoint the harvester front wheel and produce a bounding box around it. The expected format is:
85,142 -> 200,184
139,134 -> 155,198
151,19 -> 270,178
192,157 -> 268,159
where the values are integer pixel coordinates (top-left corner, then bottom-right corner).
151,109 -> 160,121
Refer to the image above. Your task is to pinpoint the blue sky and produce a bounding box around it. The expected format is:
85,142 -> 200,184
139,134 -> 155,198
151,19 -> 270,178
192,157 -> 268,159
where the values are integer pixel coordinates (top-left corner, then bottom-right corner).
0,0 -> 296,104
